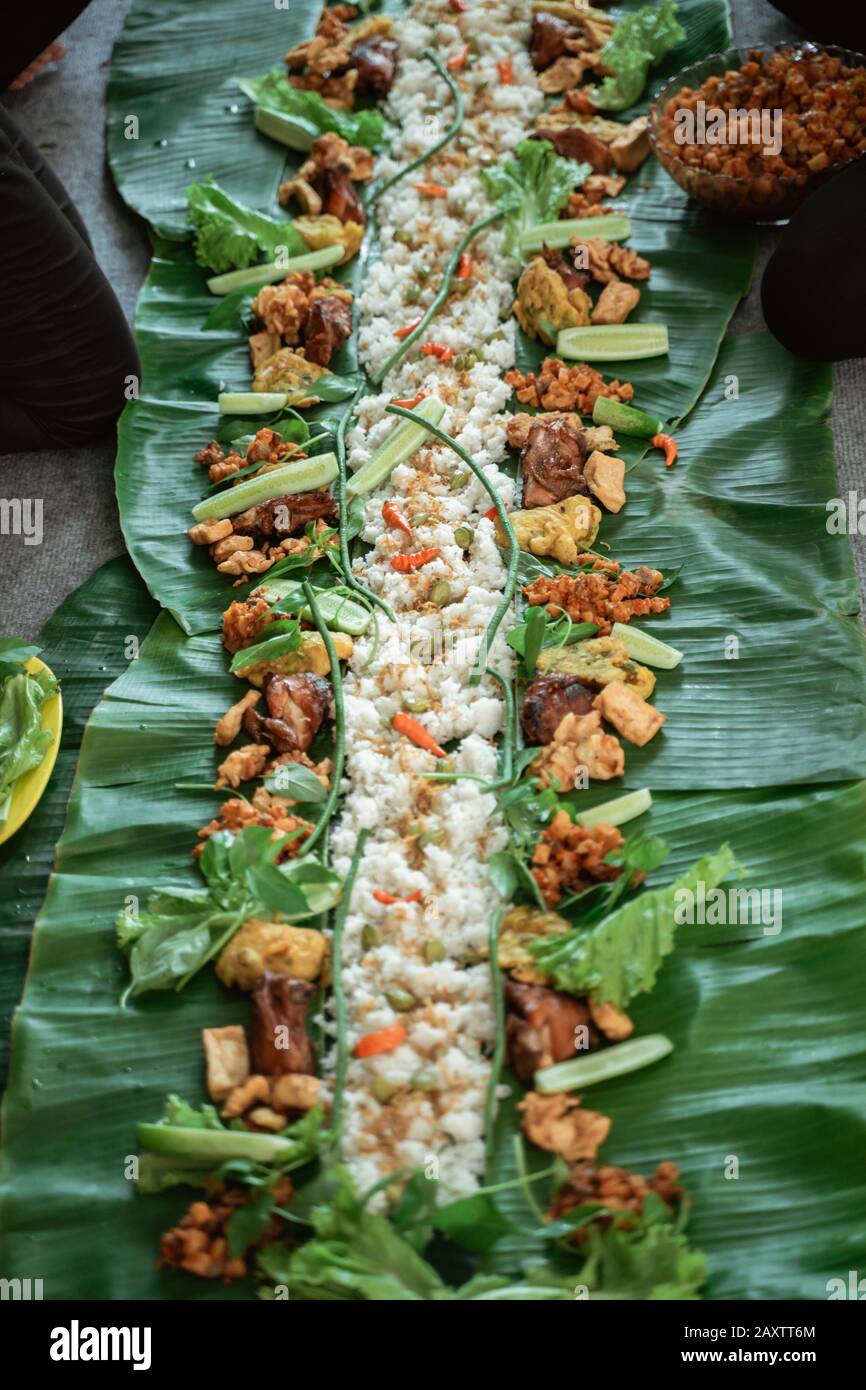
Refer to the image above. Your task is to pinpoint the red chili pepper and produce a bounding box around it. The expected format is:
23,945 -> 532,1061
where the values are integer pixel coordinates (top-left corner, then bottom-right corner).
392,710 -> 447,758
382,501 -> 412,537
449,0 -> 466,11
420,342 -> 453,362
391,547 -> 441,572
372,888 -> 424,905
651,433 -> 678,467
456,252 -> 473,280
483,505 -> 499,522
415,181 -> 449,198
447,44 -> 469,71
392,389 -> 429,409
498,60 -> 513,84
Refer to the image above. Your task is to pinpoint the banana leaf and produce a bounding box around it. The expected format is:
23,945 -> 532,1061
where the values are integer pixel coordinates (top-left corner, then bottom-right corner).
0,558 -> 157,1085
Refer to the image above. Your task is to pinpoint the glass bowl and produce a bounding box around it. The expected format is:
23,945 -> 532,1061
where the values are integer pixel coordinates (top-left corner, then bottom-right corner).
648,43 -> 866,223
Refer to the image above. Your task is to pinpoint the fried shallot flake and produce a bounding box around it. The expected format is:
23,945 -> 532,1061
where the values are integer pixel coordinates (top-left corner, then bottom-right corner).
159,1177 -> 294,1282
504,357 -> 634,413
518,1091 -> 611,1163
522,566 -> 669,636
195,788 -> 313,859
531,810 -> 625,907
549,1159 -> 683,1233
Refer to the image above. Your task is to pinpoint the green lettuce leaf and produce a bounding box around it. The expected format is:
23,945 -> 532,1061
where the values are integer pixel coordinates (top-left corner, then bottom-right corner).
236,70 -> 385,149
591,0 -> 686,111
187,176 -> 305,272
574,1196 -> 708,1299
0,666 -> 57,822
480,140 -> 585,255
529,844 -> 738,1006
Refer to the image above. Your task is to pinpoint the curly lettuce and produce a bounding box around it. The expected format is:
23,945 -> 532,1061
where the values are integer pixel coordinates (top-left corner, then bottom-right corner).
236,70 -> 385,149
186,177 -> 306,273
480,139 -> 586,256
591,0 -> 685,112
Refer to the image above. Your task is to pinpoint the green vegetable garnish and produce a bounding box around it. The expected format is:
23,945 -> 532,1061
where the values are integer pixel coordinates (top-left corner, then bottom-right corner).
236,70 -> 385,149
480,139 -> 588,258
589,0 -> 686,112
187,176 -> 305,274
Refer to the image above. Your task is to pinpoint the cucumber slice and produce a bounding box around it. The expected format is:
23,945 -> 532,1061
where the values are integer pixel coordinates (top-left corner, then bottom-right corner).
255,105 -> 317,151
218,391 -> 288,416
520,215 -> 632,255
592,395 -> 663,438
556,324 -> 669,362
193,452 -> 338,522
574,787 -> 652,830
138,1123 -> 294,1164
347,396 -> 446,496
534,1034 -> 674,1093
610,622 -> 683,670
261,580 -> 372,636
207,244 -> 344,296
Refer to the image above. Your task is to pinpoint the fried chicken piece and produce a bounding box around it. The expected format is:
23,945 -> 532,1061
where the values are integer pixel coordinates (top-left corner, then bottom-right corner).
215,743 -> 270,790
531,11 -> 585,70
562,190 -> 618,219
523,567 -> 669,636
521,417 -> 588,508
591,280 -> 640,325
350,34 -> 399,99
519,1091 -> 611,1163
244,672 -> 333,756
271,1073 -> 321,1113
231,490 -> 336,542
217,917 -> 326,990
531,709 -> 624,791
572,237 -> 652,285
549,1159 -> 682,1232
521,672 -> 596,744
304,292 -> 353,366
196,789 -> 313,861
506,981 -> 599,1084
538,635 -> 656,701
536,122 -> 611,170
504,356 -> 634,413
159,1177 -> 294,1282
214,689 -> 262,748
538,55 -> 595,94
194,440 -> 249,486
251,272 -> 315,344
222,595 -> 273,654
531,810 -> 625,907
251,973 -> 316,1075
300,131 -> 375,184
594,682 -> 667,746
506,411 -> 619,455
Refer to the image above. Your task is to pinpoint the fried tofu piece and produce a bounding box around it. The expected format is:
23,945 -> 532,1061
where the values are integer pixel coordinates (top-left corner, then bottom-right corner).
591,281 -> 641,326
594,681 -> 666,746
609,116 -> 651,173
518,1090 -> 611,1162
215,743 -> 270,789
214,689 -> 261,748
583,449 -> 626,511
531,708 -> 624,785
202,1026 -> 250,1102
498,495 -> 602,567
217,919 -> 327,991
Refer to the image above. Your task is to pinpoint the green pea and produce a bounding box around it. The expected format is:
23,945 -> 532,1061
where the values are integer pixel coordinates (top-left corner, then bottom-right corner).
385,986 -> 416,1012
415,264 -> 432,281
418,827 -> 445,848
402,696 -> 429,713
410,511 -> 429,527
449,470 -> 470,491
394,229 -> 413,244
361,924 -> 381,951
424,939 -> 445,963
454,524 -> 474,550
429,580 -> 453,607
372,1077 -> 397,1103
409,1070 -> 437,1091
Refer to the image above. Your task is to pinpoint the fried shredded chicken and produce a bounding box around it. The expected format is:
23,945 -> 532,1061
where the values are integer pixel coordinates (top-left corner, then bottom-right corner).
531,810 -> 625,907
222,595 -> 273,653
215,743 -> 271,790
195,788 -> 313,860
519,1091 -> 611,1162
214,690 -> 261,748
572,237 -> 652,285
530,709 -> 624,790
549,1159 -> 683,1233
504,357 -> 634,413
522,566 -> 669,636
159,1178 -> 294,1283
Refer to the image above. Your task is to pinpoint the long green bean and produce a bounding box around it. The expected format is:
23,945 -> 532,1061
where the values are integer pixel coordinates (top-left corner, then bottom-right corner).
372,209 -> 503,386
300,581 -> 347,855
368,49 -> 465,206
385,404 -> 519,682
483,909 -> 506,1168
329,825 -> 369,1151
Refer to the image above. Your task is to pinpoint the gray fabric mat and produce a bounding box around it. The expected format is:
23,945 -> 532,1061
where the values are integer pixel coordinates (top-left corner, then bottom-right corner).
0,0 -> 863,637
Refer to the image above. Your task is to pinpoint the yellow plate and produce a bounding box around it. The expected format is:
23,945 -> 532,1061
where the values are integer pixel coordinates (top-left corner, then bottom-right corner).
0,657 -> 63,848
